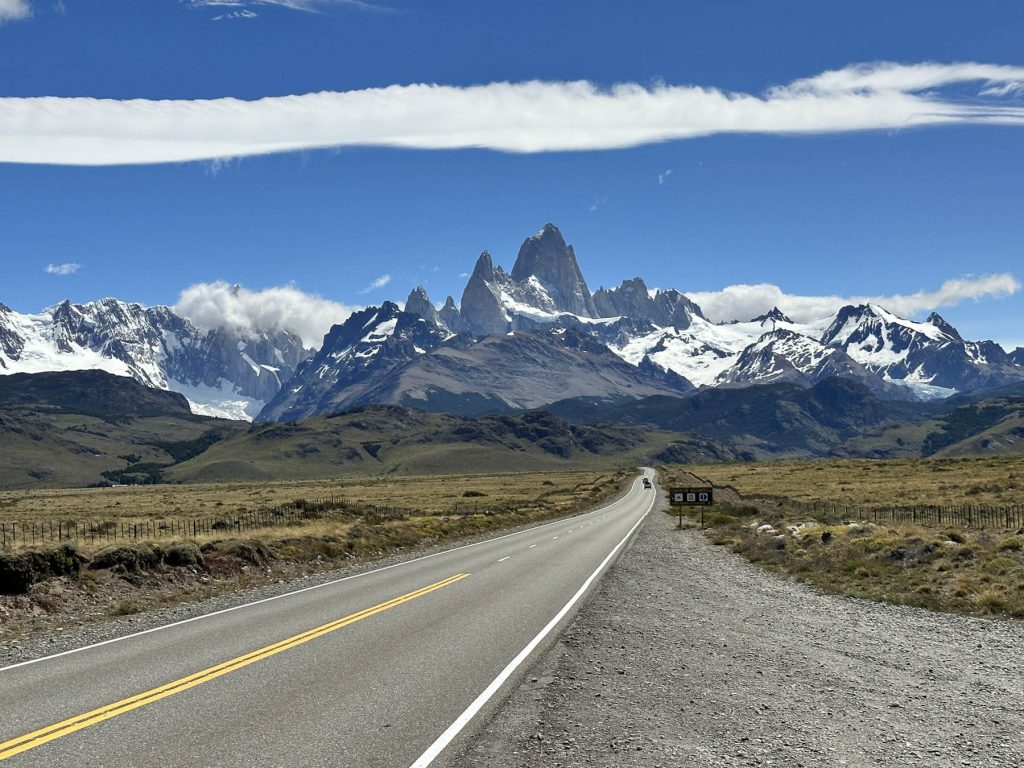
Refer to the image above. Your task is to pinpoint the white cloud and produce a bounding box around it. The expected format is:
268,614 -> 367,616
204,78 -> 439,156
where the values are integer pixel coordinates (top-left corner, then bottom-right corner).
213,10 -> 258,20
2,61 -> 1024,165
173,281 -> 358,347
191,0 -> 388,14
0,0 -> 31,23
685,274 -> 1021,323
657,169 -> 672,185
44,262 -> 80,276
359,273 -> 391,293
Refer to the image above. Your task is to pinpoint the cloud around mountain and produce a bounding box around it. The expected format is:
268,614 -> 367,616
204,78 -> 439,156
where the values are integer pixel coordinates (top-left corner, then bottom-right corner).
2,62 -> 1023,165
168,270 -> 1018,350
685,274 -> 1021,324
173,281 -> 359,348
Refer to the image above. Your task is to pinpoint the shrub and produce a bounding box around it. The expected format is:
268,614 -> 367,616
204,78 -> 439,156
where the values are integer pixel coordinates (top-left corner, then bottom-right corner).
0,545 -> 87,595
165,542 -> 204,568
997,536 -> 1023,552
974,589 -> 1007,612
113,601 -> 143,616
90,545 -> 162,573
705,513 -> 738,526
218,540 -> 274,565
0,554 -> 35,594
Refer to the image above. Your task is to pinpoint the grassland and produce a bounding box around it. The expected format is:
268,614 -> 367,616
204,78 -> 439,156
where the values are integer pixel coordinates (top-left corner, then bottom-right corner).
0,469 -> 622,531
660,460 -> 1024,620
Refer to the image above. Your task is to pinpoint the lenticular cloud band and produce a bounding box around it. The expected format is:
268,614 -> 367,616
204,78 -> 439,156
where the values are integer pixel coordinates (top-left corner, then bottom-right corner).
2,61 -> 1024,166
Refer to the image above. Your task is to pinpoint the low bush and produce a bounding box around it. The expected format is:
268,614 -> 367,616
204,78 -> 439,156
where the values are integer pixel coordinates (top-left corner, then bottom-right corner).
0,544 -> 86,594
0,554 -> 35,594
90,545 -> 162,573
217,540 -> 274,565
164,542 -> 204,568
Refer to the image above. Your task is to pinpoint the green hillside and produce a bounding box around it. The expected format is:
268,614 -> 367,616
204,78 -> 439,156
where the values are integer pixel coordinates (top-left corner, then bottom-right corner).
164,406 -> 730,481
0,371 -> 246,489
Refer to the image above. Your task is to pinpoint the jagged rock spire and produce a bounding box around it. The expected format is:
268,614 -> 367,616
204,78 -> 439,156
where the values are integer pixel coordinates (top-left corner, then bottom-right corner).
510,224 -> 597,317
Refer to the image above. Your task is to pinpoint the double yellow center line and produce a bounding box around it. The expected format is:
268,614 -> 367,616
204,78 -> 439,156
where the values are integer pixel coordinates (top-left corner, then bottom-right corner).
0,572 -> 469,761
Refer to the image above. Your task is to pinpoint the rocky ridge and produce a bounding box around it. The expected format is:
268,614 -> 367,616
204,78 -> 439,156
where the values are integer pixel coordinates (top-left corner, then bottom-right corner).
0,298 -> 310,420
245,225 -> 1024,420
3,224 -> 1021,423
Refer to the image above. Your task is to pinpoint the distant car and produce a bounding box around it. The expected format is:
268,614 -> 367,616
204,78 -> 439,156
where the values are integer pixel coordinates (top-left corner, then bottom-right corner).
642,478 -> 652,489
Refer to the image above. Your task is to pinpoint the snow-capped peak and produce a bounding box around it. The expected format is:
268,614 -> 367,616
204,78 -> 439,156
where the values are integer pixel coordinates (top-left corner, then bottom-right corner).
0,299 -> 311,421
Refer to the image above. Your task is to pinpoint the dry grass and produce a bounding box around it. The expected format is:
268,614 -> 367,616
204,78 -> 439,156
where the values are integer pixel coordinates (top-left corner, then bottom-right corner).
0,469 -> 619,534
658,462 -> 1024,620
688,456 -> 1024,507
700,510 -> 1024,620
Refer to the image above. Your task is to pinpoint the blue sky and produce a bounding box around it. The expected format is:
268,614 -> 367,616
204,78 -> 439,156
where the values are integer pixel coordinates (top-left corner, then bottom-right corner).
1,0 -> 1022,349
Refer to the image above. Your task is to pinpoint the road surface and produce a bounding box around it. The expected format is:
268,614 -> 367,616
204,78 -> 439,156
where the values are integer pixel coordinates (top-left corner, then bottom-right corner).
0,470 -> 658,767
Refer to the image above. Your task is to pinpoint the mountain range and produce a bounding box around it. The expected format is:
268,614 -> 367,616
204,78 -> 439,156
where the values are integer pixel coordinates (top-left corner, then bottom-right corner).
2,368 -> 1020,490
2,224 -> 1022,423
0,297 -> 309,420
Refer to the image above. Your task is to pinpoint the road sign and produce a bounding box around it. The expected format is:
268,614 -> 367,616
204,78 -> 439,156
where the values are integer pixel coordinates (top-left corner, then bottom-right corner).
669,487 -> 713,506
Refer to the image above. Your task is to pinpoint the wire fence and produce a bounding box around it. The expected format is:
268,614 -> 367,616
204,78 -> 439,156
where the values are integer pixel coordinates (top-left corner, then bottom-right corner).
773,498 -> 1023,530
694,478 -> 1024,531
0,495 -> 500,550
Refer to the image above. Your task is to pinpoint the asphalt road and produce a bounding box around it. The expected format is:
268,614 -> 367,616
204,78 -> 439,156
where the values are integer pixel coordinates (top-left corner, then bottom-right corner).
0,470 -> 658,767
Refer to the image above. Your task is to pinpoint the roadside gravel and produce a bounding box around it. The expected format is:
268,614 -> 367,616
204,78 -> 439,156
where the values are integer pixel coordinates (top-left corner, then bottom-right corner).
453,506 -> 1024,767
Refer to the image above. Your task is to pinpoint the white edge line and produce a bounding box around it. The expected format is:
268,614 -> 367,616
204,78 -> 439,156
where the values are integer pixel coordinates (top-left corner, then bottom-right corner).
497,557 -> 510,563
1,473 -> 651,674
408,475 -> 656,768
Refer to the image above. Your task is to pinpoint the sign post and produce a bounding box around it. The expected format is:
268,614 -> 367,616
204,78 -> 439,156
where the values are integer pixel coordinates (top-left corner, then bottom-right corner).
668,486 -> 714,529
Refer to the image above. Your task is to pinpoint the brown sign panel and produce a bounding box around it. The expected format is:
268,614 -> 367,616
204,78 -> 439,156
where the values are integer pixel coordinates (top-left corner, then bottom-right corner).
669,487 -> 713,506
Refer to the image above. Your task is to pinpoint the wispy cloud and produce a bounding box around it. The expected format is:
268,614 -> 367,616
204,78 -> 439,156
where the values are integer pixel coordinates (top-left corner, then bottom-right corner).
0,0 -> 31,24
174,281 -> 358,347
657,169 -> 672,185
685,274 -> 1021,324
3,62 -> 1024,166
190,0 -> 389,15
213,10 -> 258,21
360,274 -> 391,293
44,262 -> 80,276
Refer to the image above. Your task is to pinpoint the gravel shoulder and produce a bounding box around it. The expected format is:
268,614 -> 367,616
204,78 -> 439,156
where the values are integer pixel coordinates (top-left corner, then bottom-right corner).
452,505 -> 1024,767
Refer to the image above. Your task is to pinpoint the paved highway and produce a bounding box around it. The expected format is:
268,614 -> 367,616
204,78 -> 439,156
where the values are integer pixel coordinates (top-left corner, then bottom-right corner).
0,470 -> 659,767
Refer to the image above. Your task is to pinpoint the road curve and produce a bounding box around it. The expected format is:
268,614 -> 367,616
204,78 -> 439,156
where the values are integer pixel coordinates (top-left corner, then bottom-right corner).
0,470 -> 658,768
